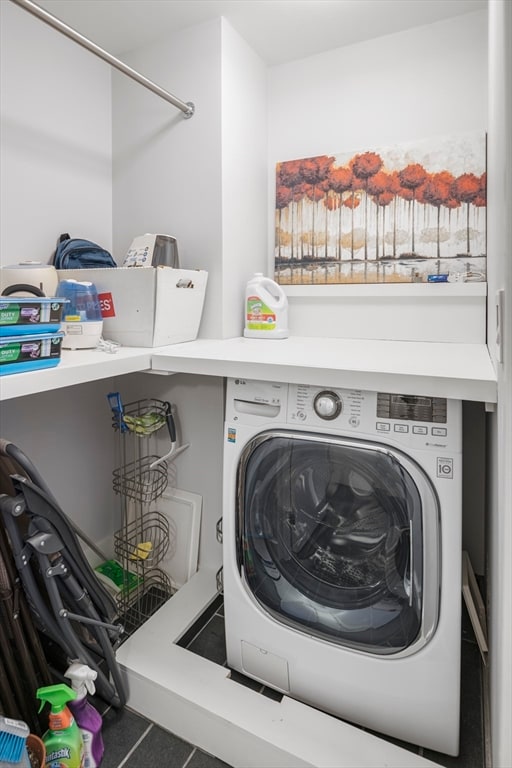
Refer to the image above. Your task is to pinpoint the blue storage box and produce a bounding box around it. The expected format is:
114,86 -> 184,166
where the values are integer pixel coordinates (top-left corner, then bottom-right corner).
0,297 -> 68,336
0,332 -> 64,376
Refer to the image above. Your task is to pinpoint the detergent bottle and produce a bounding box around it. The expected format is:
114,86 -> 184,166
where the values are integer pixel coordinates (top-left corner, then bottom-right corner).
37,683 -> 84,768
243,273 -> 289,339
65,663 -> 104,768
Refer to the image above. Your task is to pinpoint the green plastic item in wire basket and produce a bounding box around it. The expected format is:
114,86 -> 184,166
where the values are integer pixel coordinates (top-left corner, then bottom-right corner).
122,411 -> 166,435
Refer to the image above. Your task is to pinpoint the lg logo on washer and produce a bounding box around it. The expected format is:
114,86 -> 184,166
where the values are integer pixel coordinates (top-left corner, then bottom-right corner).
437,457 -> 454,478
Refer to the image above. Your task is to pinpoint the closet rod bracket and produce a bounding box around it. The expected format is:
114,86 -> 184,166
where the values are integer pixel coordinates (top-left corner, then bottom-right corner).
183,102 -> 195,120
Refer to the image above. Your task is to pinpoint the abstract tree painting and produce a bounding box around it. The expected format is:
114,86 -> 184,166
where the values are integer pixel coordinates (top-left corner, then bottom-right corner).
274,133 -> 486,285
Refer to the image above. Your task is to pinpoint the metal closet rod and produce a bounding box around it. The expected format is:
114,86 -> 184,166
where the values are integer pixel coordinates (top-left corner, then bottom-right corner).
9,0 -> 195,118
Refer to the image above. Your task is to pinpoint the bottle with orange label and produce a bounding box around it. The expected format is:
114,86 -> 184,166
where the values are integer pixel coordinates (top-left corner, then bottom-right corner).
36,683 -> 84,768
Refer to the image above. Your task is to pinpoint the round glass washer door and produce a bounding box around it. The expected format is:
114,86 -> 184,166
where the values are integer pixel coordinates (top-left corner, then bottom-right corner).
236,430 -> 440,656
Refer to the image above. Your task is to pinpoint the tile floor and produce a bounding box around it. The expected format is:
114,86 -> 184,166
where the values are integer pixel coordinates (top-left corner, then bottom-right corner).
99,596 -> 486,768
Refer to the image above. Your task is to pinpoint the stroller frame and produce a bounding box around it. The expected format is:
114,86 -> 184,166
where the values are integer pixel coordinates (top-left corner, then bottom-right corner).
0,439 -> 127,709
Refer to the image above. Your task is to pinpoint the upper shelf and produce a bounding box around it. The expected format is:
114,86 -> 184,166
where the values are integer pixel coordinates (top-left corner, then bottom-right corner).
151,336 -> 498,403
0,336 -> 497,403
0,346 -> 152,401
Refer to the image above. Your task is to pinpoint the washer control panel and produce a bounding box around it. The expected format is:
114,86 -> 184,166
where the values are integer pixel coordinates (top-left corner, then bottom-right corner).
225,379 -> 462,453
286,383 -> 462,452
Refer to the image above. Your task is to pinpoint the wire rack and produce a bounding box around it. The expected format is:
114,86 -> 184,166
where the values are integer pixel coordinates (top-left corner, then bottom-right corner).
111,398 -> 170,436
112,456 -> 169,503
114,509 -> 171,566
110,397 -> 179,631
116,568 -> 174,635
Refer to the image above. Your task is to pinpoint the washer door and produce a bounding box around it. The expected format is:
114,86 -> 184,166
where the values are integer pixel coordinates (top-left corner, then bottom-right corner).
236,430 -> 440,656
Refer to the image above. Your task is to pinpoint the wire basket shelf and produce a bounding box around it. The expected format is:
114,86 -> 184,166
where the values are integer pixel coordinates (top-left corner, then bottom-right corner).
116,568 -> 175,635
114,509 -> 171,568
112,456 -> 168,503
107,394 -> 184,636
111,398 -> 171,436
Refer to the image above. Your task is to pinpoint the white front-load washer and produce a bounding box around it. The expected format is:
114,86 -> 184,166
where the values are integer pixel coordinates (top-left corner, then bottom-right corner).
222,378 -> 463,756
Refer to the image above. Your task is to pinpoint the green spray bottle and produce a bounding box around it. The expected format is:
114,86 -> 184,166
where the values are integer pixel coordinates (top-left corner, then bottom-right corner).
36,683 -> 84,768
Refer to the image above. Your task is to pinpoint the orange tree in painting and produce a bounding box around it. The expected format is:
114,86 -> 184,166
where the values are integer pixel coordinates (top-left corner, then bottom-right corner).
422,172 -> 454,258
451,173 -> 482,255
385,171 -> 403,258
342,187 -> 361,263
275,184 -> 293,260
350,152 -> 383,260
323,191 -> 340,261
328,166 -> 353,259
276,160 -> 303,260
367,170 -> 390,260
300,156 -> 335,258
472,173 -> 487,229
398,163 -> 427,255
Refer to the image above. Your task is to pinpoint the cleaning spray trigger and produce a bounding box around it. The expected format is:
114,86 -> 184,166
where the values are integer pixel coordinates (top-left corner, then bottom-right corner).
66,663 -> 97,696
65,664 -> 105,768
36,683 -> 84,768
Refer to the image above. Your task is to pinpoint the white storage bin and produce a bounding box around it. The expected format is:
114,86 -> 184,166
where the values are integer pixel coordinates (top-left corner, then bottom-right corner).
57,266 -> 208,348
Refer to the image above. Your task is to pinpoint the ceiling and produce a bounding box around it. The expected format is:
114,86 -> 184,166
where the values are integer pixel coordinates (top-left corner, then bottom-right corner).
34,0 -> 487,65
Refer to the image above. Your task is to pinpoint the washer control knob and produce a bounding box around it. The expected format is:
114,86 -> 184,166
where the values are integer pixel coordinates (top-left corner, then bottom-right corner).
313,391 -> 342,420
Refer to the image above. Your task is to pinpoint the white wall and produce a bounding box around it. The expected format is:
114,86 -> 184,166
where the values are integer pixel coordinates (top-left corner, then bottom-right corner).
0,1 -> 116,547
0,1 -> 113,263
486,1 -> 512,765
220,18 -> 268,337
0,382 -> 119,552
268,11 -> 487,164
111,18 -> 223,338
111,17 -> 222,261
267,11 -> 488,344
112,17 -> 267,341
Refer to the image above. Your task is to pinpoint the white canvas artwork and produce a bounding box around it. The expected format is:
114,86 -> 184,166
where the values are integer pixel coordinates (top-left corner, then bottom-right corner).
274,132 -> 486,285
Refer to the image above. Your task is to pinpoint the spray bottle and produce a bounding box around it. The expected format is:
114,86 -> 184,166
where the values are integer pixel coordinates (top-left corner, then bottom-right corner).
65,663 -> 104,768
36,683 -> 84,768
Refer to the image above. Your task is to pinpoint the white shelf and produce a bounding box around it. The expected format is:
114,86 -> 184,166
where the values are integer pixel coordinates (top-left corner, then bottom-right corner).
284,282 -> 487,298
117,569 -> 442,768
0,336 -> 497,403
152,336 -> 497,403
0,346 -> 152,401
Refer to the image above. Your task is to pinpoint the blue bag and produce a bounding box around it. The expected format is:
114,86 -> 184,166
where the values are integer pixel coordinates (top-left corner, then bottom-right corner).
53,233 -> 117,269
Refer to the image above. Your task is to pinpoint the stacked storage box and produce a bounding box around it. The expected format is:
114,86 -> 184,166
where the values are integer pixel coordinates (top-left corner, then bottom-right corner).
0,298 -> 67,376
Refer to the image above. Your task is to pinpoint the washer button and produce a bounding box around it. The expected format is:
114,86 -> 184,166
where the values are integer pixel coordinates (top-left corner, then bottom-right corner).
376,422 -> 390,431
432,427 -> 447,437
394,424 -> 409,433
413,426 -> 428,435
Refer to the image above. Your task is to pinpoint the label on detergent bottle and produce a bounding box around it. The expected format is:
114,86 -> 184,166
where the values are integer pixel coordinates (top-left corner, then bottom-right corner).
246,295 -> 276,331
46,745 -> 77,766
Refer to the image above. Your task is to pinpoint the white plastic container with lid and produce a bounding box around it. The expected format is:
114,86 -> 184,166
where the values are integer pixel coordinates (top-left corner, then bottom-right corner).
57,279 -> 103,349
243,273 -> 289,339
